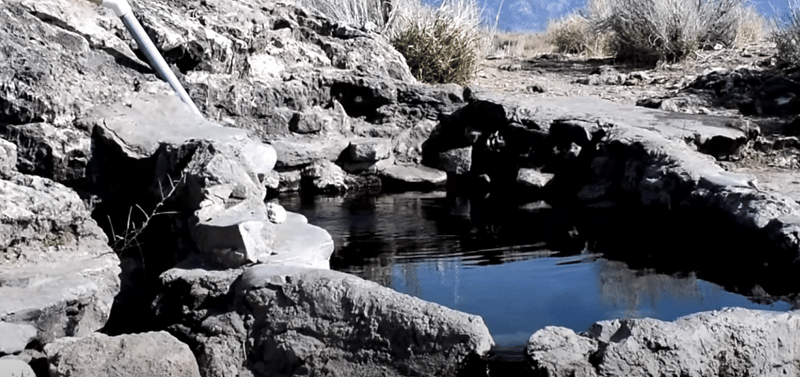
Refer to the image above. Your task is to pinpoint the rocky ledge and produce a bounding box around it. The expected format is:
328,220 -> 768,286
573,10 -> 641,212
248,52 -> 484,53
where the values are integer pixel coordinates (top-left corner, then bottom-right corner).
529,307 -> 800,377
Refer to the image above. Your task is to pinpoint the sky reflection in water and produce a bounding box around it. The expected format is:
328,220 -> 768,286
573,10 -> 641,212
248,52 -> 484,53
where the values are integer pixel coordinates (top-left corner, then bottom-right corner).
279,192 -> 792,348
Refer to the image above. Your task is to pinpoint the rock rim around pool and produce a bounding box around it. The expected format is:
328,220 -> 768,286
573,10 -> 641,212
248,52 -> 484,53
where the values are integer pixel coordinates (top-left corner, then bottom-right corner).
86,89 -> 494,375
423,88 -> 800,296
154,264 -> 494,377
527,307 -> 800,377
86,90 -> 338,269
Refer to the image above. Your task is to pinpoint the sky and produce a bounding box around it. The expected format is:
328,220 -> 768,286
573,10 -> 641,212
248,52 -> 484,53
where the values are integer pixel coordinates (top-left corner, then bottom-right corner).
427,0 -> 795,32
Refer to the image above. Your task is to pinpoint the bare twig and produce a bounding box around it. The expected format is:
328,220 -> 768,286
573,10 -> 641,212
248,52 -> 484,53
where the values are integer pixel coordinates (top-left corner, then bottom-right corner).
108,174 -> 184,255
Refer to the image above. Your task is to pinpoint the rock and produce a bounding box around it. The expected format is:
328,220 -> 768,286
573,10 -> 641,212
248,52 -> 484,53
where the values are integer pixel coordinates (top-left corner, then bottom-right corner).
289,107 -> 329,134
262,213 -> 334,269
517,168 -> 554,201
276,169 -> 303,192
0,0 -> 473,201
517,168 -> 553,190
155,264 -> 493,377
341,154 -> 396,174
266,202 -> 287,224
380,164 -> 448,191
465,89 -> 757,159
393,119 -> 440,164
529,308 -> 800,377
576,66 -> 625,86
271,136 -> 351,169
88,91 -> 285,266
0,0 -> 145,128
193,198 -> 276,268
0,322 -> 37,355
436,147 -> 473,176
45,331 -> 200,377
2,122 -> 91,189
0,359 -> 35,377
753,76 -> 800,116
339,137 -> 395,173
302,160 -> 348,194
642,68 -> 800,117
0,139 -> 16,178
347,137 -> 393,162
0,173 -> 120,344
193,200 -> 332,268
527,326 -> 598,377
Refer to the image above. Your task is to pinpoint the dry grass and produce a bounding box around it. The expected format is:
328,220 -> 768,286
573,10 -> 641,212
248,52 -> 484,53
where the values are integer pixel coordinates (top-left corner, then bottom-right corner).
486,32 -> 553,58
589,0 -> 752,64
302,0 -> 486,85
733,4 -> 766,47
545,13 -> 609,56
772,0 -> 800,64
298,0 -> 407,34
389,0 -> 486,85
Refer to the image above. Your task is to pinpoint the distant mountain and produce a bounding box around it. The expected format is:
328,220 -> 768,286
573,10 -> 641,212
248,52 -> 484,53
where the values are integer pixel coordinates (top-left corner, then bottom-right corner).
424,0 -> 794,32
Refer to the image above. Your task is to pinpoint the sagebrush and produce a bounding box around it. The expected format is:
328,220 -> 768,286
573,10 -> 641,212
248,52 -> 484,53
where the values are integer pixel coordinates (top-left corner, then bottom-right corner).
546,13 -> 609,56
302,0 -> 485,85
772,0 -> 800,64
487,32 -> 553,58
589,0 -> 752,64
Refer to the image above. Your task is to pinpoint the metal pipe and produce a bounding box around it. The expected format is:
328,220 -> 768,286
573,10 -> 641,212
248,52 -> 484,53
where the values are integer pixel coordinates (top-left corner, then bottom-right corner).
89,0 -> 203,117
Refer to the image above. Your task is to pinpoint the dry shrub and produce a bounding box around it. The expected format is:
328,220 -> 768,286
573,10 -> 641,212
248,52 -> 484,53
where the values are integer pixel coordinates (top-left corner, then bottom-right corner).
546,14 -> 609,56
772,0 -> 800,64
390,0 -> 485,85
488,32 -> 553,58
302,0 -> 485,85
592,0 -> 747,64
733,4 -> 766,46
298,0 -> 417,34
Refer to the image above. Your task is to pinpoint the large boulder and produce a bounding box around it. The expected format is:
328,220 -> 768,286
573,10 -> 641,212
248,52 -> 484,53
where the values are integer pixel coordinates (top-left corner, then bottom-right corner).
0,359 -> 35,377
88,91 -> 283,268
528,308 -> 800,377
155,264 -> 494,377
45,331 -> 200,377
0,322 -> 37,356
0,173 -> 120,344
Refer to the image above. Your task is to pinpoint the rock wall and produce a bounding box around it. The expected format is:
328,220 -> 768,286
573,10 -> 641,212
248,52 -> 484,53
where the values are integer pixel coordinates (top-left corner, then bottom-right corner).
0,0 -> 463,196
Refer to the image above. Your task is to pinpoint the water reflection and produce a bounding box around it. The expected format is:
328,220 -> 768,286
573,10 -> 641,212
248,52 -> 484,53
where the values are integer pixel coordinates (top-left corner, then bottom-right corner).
279,192 -> 792,348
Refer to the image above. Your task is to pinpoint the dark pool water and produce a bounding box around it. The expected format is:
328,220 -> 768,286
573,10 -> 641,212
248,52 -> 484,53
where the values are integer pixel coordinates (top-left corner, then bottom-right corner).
278,191 -> 793,349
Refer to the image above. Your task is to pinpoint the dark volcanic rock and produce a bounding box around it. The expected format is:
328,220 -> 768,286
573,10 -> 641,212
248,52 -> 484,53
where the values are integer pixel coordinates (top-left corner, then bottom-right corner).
639,67 -> 800,117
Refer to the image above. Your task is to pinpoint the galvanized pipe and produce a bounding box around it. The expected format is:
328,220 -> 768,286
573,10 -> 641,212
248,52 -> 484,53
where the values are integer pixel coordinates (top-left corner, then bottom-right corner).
90,0 -> 202,117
